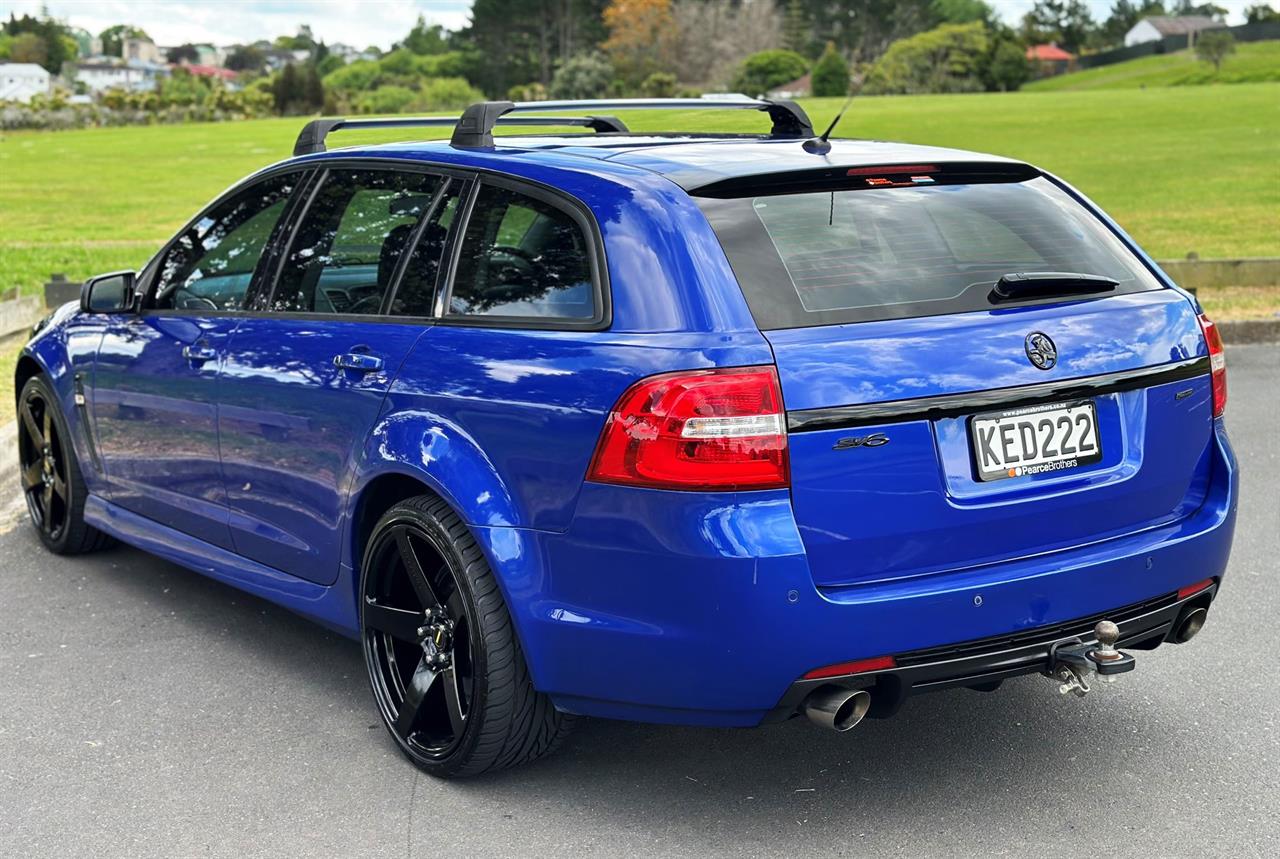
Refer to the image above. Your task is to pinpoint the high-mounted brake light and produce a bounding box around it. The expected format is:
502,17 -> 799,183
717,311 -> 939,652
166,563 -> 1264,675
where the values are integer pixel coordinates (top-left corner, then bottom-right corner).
587,366 -> 789,491
1198,313 -> 1227,417
803,655 -> 897,680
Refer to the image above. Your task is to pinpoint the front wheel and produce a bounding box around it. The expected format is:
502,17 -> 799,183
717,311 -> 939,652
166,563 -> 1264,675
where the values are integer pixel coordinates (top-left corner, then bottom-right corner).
359,495 -> 575,777
17,375 -> 113,555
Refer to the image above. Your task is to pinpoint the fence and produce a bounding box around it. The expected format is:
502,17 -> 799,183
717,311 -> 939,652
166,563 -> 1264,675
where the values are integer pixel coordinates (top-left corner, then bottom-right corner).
1079,20 -> 1280,70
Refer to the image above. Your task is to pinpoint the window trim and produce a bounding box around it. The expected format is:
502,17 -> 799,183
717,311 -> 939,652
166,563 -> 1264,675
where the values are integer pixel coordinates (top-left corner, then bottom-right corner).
136,164 -> 318,317
435,173 -> 610,332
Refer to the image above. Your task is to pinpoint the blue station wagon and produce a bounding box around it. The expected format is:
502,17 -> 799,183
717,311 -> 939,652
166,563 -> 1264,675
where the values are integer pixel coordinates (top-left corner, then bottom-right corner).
17,98 -> 1238,777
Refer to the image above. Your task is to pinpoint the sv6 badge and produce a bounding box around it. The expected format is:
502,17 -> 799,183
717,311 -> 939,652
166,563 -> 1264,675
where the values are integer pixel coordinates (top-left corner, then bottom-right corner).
833,432 -> 890,450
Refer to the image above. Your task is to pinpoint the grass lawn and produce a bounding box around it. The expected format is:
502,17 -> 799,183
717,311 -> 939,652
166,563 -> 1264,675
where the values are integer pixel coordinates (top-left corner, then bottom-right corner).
1026,39 -> 1280,92
1,84 -> 1278,300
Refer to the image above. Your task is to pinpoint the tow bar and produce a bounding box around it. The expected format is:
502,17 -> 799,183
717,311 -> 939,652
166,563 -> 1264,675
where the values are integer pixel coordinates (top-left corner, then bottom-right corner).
1042,620 -> 1135,697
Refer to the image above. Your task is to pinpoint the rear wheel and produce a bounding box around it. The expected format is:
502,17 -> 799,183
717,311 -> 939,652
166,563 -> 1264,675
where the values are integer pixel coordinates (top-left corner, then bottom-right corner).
359,495 -> 575,777
17,375 -> 112,555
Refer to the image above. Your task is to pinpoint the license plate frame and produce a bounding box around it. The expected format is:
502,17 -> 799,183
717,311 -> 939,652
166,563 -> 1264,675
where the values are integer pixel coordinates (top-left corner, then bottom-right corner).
968,399 -> 1103,482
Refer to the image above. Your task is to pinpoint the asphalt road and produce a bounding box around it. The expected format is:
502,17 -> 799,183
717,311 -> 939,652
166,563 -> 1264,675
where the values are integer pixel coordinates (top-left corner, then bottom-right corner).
1,345 -> 1276,859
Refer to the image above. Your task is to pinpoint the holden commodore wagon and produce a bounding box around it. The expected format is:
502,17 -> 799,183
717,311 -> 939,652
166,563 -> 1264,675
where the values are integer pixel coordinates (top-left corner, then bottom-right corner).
17,98 -> 1237,777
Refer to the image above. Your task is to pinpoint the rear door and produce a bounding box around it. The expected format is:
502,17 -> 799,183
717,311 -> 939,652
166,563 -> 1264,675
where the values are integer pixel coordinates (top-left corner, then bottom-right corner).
217,166 -> 465,584
699,167 -> 1214,589
90,170 -> 304,548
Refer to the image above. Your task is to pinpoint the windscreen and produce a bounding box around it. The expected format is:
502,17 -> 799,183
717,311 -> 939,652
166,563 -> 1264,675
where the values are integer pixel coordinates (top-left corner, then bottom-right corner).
697,176 -> 1162,329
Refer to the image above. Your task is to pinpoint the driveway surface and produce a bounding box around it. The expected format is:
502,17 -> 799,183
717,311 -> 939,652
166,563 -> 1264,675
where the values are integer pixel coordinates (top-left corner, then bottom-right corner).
2,345 -> 1276,858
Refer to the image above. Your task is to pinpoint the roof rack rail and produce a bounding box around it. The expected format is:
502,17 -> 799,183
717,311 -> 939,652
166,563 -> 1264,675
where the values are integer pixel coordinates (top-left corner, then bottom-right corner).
292,114 -> 629,157
450,97 -> 814,147
291,95 -> 814,156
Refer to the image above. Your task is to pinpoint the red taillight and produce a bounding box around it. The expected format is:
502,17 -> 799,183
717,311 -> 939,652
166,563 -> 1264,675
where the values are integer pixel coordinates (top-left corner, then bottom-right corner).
1198,313 -> 1227,417
587,366 -> 789,491
803,655 -> 897,680
1178,577 -> 1215,600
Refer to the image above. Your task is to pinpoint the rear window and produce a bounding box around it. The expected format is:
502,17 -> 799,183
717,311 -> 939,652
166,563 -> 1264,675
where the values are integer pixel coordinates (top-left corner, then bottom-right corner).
697,175 -> 1162,329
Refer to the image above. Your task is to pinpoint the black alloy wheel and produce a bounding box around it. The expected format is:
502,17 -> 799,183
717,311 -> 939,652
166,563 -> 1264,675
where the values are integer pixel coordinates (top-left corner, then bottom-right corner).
17,376 -> 111,555
360,496 -> 575,777
363,517 -> 476,760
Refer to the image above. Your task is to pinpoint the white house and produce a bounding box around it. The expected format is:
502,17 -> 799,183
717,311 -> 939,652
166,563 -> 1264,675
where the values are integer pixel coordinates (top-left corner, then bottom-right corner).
75,60 -> 166,93
0,62 -> 51,104
1125,15 -> 1226,47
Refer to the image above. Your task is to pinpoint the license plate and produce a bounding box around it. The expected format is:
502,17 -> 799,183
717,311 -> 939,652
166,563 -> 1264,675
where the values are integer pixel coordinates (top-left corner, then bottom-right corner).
969,400 -> 1102,481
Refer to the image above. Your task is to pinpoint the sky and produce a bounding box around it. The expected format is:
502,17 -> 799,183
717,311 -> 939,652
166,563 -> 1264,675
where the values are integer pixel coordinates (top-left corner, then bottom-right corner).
2,0 -> 1263,50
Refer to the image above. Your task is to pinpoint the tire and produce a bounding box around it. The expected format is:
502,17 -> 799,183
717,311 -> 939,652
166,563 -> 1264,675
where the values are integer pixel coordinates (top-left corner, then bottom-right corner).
359,495 -> 575,777
17,375 -> 113,555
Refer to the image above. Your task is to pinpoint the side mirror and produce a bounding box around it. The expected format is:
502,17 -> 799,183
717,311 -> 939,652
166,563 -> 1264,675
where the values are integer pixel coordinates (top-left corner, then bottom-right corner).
80,271 -> 136,314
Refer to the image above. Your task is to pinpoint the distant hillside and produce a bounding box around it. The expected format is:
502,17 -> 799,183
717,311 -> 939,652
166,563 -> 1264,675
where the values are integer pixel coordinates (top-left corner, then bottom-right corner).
1025,39 -> 1280,91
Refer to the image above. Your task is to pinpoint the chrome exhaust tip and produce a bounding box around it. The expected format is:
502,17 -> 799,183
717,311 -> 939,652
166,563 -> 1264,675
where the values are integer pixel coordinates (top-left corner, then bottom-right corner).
1174,607 -> 1208,643
803,688 -> 871,732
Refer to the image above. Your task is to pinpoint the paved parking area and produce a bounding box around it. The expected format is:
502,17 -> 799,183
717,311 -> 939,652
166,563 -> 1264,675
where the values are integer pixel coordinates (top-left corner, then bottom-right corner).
1,345 -> 1276,858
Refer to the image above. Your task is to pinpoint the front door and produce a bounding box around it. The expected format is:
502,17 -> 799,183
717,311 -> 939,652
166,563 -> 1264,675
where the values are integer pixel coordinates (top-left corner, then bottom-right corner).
218,167 -> 462,584
90,171 -> 303,548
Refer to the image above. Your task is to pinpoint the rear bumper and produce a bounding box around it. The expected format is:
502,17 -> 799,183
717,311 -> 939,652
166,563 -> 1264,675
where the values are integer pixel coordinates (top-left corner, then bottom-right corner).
474,420 -> 1238,728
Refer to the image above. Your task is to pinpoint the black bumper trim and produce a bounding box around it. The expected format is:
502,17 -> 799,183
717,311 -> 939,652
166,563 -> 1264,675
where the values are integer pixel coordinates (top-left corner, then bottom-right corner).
763,585 -> 1216,723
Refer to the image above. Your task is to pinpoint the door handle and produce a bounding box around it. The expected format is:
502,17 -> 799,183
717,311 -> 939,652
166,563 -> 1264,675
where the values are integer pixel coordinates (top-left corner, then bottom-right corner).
333,352 -> 384,373
182,343 -> 218,363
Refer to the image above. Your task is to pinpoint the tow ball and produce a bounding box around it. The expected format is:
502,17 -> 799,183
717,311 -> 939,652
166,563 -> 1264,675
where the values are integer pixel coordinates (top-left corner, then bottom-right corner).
1042,620 -> 1135,697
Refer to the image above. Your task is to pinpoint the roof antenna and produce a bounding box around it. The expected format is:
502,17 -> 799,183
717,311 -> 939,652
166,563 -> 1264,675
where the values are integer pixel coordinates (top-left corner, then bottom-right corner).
802,86 -> 857,155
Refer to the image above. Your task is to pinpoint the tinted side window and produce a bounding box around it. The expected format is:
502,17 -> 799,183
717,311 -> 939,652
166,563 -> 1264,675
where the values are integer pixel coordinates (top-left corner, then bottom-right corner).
151,173 -> 297,311
447,184 -> 595,321
386,181 -> 465,318
271,169 -> 442,315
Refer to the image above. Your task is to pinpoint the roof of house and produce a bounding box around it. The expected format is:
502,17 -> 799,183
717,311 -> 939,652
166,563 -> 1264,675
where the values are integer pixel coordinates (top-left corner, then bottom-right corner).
180,63 -> 237,79
0,62 -> 50,75
1026,44 -> 1075,61
1136,15 -> 1226,36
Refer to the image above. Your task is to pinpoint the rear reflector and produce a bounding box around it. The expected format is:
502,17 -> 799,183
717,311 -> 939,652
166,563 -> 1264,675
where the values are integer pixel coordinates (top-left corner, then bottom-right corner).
1177,578 -> 1215,600
1197,313 -> 1227,417
587,366 -> 789,491
803,655 -> 896,680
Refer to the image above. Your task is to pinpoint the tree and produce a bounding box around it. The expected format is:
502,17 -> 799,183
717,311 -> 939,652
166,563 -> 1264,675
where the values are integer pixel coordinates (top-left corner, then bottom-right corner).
8,32 -> 47,67
864,21 -> 989,94
784,0 -> 938,64
672,0 -> 782,90
732,49 -> 809,96
602,0 -> 677,87
810,42 -> 851,96
1245,3 -> 1280,23
1172,1 -> 1227,19
404,15 -> 449,55
782,0 -> 810,54
166,43 -> 200,64
226,45 -> 267,72
930,0 -> 995,25
98,24 -> 150,58
984,36 -> 1030,91
1021,0 -> 1096,53
549,51 -> 614,99
641,71 -> 678,97
1195,29 -> 1235,71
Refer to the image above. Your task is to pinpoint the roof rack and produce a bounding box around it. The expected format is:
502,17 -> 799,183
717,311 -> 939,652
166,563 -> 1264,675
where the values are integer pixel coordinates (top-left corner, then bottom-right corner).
291,96 -> 814,156
293,114 -> 628,157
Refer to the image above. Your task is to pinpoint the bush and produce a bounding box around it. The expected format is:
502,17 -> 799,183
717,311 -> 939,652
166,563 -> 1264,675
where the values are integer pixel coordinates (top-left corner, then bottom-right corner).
413,77 -> 485,111
864,22 -> 989,95
508,82 -> 548,102
984,37 -> 1030,92
550,52 -> 614,100
322,59 -> 381,93
355,85 -> 416,115
810,42 -> 850,96
732,49 -> 809,97
640,71 -> 678,97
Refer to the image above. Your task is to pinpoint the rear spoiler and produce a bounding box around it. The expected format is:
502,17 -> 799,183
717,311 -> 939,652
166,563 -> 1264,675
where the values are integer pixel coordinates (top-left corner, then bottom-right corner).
691,161 -> 1041,198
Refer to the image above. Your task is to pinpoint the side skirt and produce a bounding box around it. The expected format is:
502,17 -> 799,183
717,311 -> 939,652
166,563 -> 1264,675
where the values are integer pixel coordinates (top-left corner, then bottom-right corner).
82,495 -> 360,638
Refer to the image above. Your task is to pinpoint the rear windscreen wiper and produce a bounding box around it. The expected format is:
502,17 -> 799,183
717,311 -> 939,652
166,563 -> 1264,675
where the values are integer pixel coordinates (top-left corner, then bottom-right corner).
991,271 -> 1119,303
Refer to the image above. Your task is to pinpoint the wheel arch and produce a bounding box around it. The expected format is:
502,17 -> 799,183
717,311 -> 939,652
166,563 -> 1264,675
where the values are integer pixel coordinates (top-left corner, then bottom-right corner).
14,353 -> 45,405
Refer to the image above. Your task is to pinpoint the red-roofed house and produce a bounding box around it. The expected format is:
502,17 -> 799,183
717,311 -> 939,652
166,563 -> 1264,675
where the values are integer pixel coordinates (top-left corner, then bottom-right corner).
1026,43 -> 1076,78
178,63 -> 238,81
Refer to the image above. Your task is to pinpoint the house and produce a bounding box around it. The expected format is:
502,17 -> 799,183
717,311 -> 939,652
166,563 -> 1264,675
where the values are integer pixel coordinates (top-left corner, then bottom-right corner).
180,63 -> 239,83
75,60 -> 167,93
1026,43 -> 1076,77
0,62 -> 51,103
123,36 -> 162,64
194,44 -> 226,67
767,72 -> 811,100
1124,15 -> 1226,48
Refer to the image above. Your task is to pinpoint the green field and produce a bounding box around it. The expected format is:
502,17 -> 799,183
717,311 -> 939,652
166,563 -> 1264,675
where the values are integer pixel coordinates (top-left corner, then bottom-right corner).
2,83 -> 1278,299
1026,39 -> 1280,91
